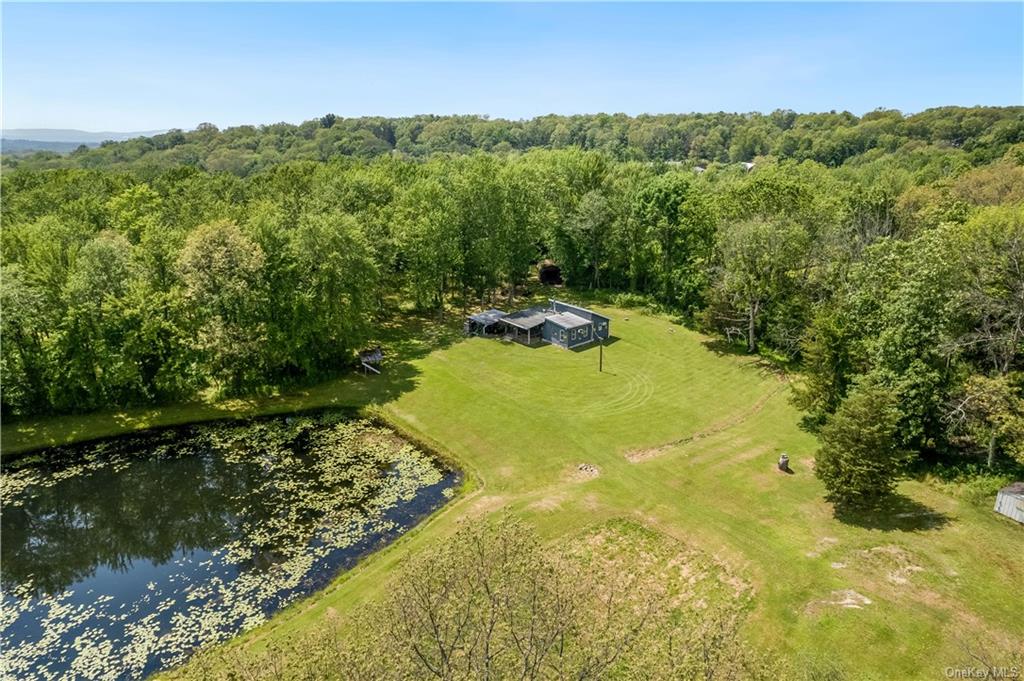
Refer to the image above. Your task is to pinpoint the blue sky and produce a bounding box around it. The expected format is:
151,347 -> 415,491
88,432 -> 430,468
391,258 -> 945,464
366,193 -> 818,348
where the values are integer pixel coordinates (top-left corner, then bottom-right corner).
3,2 -> 1021,131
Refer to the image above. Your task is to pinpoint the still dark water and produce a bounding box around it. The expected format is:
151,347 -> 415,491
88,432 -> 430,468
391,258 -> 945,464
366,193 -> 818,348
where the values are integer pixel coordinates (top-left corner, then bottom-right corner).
0,413 -> 458,680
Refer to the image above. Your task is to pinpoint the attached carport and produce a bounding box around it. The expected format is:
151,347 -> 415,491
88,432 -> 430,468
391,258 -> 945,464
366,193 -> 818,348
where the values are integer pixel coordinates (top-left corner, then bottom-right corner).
501,307 -> 550,345
465,309 -> 508,336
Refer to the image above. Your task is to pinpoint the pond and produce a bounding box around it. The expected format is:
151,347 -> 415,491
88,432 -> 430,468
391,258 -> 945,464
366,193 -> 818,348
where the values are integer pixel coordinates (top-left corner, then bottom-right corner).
0,412 -> 459,680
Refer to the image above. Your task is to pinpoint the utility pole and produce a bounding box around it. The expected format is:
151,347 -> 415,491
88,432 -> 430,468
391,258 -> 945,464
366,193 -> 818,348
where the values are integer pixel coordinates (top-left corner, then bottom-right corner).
599,339 -> 604,372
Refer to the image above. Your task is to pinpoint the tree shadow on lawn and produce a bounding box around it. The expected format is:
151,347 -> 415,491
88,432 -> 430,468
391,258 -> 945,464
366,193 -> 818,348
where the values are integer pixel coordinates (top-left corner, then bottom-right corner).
831,494 -> 951,532
700,339 -> 790,380
700,338 -> 750,358
206,310 -> 468,416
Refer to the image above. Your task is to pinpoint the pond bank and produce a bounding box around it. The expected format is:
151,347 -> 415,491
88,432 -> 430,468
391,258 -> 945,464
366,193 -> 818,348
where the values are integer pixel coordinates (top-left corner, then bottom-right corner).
0,411 -> 461,680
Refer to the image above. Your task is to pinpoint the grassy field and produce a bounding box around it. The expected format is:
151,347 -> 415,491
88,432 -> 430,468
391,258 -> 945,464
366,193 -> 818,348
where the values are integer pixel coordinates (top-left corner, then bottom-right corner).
5,302 -> 1022,679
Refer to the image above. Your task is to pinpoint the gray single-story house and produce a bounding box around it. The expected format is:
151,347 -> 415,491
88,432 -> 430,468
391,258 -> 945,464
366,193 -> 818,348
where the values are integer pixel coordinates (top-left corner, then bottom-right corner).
465,299 -> 610,350
994,482 -> 1024,524
543,300 -> 610,349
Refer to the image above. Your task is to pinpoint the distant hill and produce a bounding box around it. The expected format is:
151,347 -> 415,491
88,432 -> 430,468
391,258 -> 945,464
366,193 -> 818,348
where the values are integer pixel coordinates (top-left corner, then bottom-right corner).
2,128 -> 167,144
1,138 -> 92,155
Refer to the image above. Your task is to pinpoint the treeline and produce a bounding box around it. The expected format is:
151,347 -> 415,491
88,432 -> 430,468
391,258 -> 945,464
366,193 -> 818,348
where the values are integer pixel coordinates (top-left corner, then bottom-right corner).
2,141 -> 1023,482
4,106 -> 1023,176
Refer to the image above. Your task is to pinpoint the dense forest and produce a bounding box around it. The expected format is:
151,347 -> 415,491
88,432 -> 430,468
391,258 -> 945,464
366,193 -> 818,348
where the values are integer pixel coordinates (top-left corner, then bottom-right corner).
5,106 -> 1024,175
3,106 -> 1023,500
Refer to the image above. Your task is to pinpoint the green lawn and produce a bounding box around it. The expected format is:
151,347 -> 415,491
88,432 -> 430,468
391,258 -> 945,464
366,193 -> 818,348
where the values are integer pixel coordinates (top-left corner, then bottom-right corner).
5,303 -> 1022,679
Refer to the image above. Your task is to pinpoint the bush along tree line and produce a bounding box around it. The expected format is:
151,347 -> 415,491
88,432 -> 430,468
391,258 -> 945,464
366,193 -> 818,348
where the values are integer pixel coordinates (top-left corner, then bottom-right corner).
2,109 -> 1023,506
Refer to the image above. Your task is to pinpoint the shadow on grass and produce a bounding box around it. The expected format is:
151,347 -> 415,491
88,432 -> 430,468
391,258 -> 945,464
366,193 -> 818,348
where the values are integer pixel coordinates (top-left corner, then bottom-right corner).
496,337 -> 547,350
700,339 -> 791,379
568,336 -> 622,353
831,494 -> 951,532
701,338 -> 751,357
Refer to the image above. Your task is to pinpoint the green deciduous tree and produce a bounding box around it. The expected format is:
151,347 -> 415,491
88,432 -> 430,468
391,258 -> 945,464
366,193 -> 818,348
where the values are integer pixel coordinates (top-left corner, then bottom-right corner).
567,190 -> 613,289
177,220 -> 267,393
0,266 -> 50,414
631,173 -> 716,310
288,213 -> 378,375
715,219 -> 809,353
946,374 -> 1024,467
47,231 -> 146,410
395,175 -> 458,310
497,161 -> 546,304
947,206 -> 1024,377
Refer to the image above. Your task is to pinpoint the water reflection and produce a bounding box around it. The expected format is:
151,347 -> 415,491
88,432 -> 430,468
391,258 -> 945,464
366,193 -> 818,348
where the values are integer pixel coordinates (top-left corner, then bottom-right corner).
0,414 -> 456,679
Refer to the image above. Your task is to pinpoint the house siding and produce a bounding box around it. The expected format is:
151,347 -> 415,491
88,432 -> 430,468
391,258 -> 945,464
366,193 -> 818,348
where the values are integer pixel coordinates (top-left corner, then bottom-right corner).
542,320 -> 557,345
550,300 -> 610,341
566,323 -> 594,348
543,319 -> 569,348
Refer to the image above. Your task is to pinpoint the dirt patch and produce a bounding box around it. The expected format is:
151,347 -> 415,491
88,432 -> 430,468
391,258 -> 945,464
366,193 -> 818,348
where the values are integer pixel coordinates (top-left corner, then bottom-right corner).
805,536 -> 839,558
527,493 -> 566,512
569,520 -> 753,611
625,385 -> 787,463
718,445 -> 774,471
887,565 -> 925,585
805,589 -> 872,615
856,545 -> 926,587
720,573 -> 752,600
468,494 -> 507,516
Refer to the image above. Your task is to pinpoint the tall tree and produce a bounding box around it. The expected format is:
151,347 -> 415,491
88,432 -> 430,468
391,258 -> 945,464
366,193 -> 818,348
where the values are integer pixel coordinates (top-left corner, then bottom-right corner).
0,266 -> 49,414
631,173 -> 716,309
48,231 -> 145,410
395,175 -> 458,310
946,374 -> 1024,467
567,190 -> 613,289
497,162 -> 545,304
177,220 -> 267,393
288,213 -> 378,375
947,206 -> 1024,377
715,219 -> 808,353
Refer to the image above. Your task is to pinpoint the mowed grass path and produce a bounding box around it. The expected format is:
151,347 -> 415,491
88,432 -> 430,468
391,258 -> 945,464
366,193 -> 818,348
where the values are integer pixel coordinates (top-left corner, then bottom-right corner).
5,306 -> 1022,679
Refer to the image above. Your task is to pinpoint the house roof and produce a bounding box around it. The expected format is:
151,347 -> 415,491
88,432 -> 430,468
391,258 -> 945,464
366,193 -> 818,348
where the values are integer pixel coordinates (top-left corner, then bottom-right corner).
503,307 -> 550,330
546,312 -> 592,330
551,299 -> 609,322
999,482 -> 1024,497
468,309 -> 507,325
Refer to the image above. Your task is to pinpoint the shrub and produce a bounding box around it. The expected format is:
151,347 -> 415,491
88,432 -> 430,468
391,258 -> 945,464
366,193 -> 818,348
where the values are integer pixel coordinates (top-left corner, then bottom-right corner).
610,291 -> 663,314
